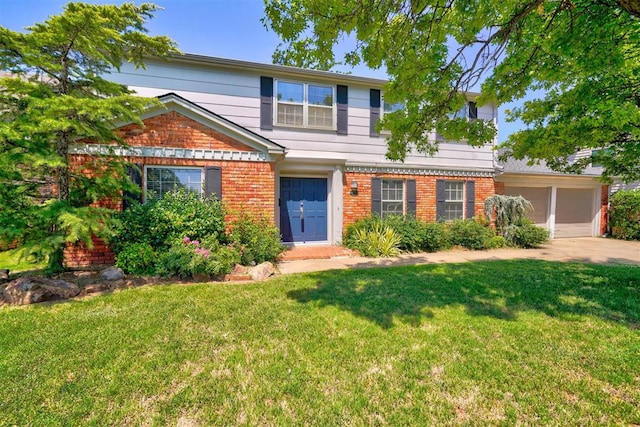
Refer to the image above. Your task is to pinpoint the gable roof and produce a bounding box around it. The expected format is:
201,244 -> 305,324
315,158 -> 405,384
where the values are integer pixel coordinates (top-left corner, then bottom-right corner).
139,92 -> 286,156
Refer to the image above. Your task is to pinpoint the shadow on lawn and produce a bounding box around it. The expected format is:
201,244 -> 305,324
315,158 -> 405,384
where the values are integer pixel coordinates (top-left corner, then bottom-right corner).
287,260 -> 640,329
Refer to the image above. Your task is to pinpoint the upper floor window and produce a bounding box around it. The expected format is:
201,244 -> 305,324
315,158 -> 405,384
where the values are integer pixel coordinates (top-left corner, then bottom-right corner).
146,166 -> 202,199
383,99 -> 404,116
275,80 -> 335,129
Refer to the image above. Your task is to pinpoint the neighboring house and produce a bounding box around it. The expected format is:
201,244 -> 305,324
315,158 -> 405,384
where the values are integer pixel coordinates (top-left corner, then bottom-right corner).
64,53 -> 607,266
495,151 -> 608,239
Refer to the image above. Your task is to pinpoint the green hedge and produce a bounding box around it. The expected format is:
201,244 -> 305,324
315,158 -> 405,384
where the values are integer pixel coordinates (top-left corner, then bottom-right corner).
609,189 -> 640,240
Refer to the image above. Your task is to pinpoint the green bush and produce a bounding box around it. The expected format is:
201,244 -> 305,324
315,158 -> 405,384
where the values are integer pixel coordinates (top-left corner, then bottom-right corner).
381,215 -> 425,252
351,223 -> 401,257
155,236 -> 240,278
609,190 -> 640,240
115,242 -> 156,275
228,213 -> 285,265
343,215 -> 382,250
487,235 -> 507,249
448,218 -> 495,250
421,222 -> 451,252
109,189 -> 226,255
504,221 -> 549,248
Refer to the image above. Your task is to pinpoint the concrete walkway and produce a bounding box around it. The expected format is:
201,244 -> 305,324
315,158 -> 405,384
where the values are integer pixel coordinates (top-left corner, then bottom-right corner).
276,238 -> 640,275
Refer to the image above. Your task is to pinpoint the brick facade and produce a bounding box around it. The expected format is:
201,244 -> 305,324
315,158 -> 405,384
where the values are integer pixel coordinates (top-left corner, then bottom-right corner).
342,172 -> 498,232
600,185 -> 609,235
64,111 -> 275,268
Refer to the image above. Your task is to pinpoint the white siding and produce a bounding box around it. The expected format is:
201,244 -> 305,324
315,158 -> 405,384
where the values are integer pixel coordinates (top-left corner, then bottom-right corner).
111,60 -> 496,171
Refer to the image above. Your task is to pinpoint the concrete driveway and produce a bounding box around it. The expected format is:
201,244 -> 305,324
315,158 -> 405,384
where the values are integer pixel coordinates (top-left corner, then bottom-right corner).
276,238 -> 640,275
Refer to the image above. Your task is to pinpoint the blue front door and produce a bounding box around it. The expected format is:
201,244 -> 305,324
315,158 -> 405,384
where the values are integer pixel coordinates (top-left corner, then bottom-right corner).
280,178 -> 328,243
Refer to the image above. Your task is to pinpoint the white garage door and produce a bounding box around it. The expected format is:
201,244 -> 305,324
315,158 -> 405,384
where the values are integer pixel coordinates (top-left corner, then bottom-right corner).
504,186 -> 550,226
554,188 -> 595,238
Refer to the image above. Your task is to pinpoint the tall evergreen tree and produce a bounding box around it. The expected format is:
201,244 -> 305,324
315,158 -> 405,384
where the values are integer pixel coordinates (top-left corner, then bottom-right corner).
0,2 -> 178,271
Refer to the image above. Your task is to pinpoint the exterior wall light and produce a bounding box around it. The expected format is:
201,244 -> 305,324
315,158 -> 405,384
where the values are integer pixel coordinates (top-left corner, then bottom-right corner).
350,180 -> 358,195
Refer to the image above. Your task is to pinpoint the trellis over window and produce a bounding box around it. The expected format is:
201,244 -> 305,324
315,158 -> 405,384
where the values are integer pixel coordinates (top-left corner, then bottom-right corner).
122,164 -> 222,209
259,76 -> 348,134
371,178 -> 417,217
435,179 -> 475,221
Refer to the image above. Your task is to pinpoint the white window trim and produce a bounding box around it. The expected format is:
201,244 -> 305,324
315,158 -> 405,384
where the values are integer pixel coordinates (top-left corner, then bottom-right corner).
274,79 -> 337,130
381,178 -> 405,217
444,180 -> 465,221
144,165 -> 204,201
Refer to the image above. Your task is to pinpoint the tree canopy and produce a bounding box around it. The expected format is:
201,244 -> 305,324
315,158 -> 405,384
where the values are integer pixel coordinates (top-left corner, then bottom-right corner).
0,2 -> 178,270
263,0 -> 640,182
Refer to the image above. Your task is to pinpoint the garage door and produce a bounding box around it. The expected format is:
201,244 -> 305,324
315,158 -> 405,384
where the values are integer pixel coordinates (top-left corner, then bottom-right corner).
504,186 -> 549,226
554,188 -> 595,238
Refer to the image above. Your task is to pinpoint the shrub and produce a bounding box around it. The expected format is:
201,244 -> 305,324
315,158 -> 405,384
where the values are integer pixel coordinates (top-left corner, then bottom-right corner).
351,223 -> 401,257
228,213 -> 285,265
343,215 -> 382,250
155,236 -> 240,278
109,189 -> 226,255
504,221 -> 549,248
484,194 -> 533,234
487,235 -> 507,249
115,242 -> 156,275
609,190 -> 640,240
381,215 -> 425,252
448,218 -> 495,250
421,222 -> 451,252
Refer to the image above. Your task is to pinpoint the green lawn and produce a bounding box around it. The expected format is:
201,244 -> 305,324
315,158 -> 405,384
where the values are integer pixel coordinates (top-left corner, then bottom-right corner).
0,248 -> 46,273
1,260 -> 638,425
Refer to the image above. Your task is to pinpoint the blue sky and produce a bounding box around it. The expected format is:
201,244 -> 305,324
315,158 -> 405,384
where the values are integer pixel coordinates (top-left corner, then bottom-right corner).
0,0 -> 523,141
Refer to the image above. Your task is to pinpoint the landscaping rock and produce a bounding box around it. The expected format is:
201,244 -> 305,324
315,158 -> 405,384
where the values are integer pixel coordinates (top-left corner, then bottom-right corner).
249,262 -> 275,281
0,269 -> 9,282
224,264 -> 252,281
3,277 -> 80,305
100,266 -> 125,281
84,282 -> 115,294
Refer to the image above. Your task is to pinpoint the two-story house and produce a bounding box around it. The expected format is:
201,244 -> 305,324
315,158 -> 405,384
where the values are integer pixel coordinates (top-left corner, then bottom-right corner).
65,53 -> 608,266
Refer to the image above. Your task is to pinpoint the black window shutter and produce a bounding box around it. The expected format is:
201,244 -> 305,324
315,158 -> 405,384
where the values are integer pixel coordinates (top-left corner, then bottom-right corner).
465,180 -> 476,219
260,76 -> 273,130
123,163 -> 142,210
369,89 -> 381,137
468,101 -> 478,119
205,167 -> 222,201
436,179 -> 446,220
371,177 -> 382,215
406,179 -> 417,217
337,84 -> 348,135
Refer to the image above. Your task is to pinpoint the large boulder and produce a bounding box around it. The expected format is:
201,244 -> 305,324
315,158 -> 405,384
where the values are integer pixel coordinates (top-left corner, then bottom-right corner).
249,262 -> 275,281
100,266 -> 125,281
3,277 -> 80,305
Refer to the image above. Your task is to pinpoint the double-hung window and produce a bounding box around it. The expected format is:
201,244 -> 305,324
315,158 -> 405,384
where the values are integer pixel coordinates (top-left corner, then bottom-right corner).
145,166 -> 203,199
381,179 -> 404,217
443,181 -> 464,220
275,80 -> 335,129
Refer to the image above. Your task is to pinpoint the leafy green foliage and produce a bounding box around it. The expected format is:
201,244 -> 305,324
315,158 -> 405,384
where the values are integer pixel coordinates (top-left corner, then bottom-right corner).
484,194 -> 533,234
448,219 -> 496,250
351,223 -> 401,257
421,222 -> 452,253
379,215 -> 426,252
487,235 -> 507,249
504,221 -> 550,249
609,190 -> 640,240
109,190 -> 226,255
263,0 -> 640,182
115,243 -> 156,276
343,215 -> 382,250
228,213 -> 285,265
0,2 -> 178,270
155,236 -> 240,278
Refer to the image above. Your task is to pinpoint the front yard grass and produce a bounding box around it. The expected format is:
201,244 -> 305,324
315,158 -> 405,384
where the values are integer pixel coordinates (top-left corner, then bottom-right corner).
1,260 -> 638,425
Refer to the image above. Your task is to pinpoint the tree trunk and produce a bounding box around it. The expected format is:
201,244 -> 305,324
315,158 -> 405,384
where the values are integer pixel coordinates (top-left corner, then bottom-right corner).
615,0 -> 640,18
56,132 -> 70,202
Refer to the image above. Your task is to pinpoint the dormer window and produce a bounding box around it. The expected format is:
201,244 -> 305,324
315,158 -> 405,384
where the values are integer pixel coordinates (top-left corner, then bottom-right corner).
275,80 -> 335,130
